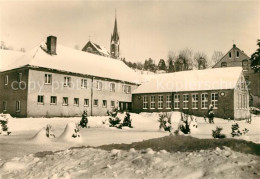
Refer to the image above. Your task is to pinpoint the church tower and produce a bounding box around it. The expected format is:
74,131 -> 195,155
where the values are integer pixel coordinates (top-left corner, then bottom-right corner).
110,11 -> 120,59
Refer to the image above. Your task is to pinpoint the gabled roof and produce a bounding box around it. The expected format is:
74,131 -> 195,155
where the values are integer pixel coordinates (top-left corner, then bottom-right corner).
82,41 -> 110,57
1,42 -> 140,84
133,67 -> 243,94
0,49 -> 24,71
213,44 -> 250,68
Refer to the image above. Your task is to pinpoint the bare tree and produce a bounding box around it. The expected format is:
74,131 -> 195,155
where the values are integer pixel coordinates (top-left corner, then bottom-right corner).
194,51 -> 208,70
211,51 -> 224,66
175,48 -> 193,71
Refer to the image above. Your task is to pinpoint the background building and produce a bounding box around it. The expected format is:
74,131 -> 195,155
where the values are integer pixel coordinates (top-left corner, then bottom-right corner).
82,41 -> 110,57
212,44 -> 260,108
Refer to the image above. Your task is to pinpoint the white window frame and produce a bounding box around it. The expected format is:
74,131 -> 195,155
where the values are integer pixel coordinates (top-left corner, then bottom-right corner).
64,77 -> 71,87
143,96 -> 148,109
158,95 -> 163,109
183,94 -> 189,109
3,101 -> 7,111
74,98 -> 79,106
37,95 -> 44,105
4,75 -> 8,85
111,100 -> 115,108
97,81 -> 102,90
84,99 -> 89,107
63,97 -> 69,106
211,93 -> 218,109
174,94 -> 180,109
110,83 -> 115,92
102,100 -> 107,108
45,74 -> 52,84
16,101 -> 21,112
236,51 -> 239,58
150,96 -> 155,109
166,95 -> 172,109
81,79 -> 88,88
201,93 -> 208,109
94,99 -> 99,107
50,96 -> 57,105
127,86 -> 131,93
192,94 -> 198,109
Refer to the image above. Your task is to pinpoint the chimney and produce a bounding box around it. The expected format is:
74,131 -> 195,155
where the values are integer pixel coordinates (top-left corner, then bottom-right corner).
46,36 -> 57,55
233,44 -> 236,48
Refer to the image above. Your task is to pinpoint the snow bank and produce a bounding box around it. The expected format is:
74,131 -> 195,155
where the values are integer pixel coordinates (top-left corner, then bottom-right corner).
57,122 -> 82,143
29,128 -> 52,144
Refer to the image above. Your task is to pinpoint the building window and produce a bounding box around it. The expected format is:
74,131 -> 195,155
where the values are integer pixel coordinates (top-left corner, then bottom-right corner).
242,60 -> 248,71
174,94 -> 180,109
50,96 -> 57,105
16,101 -> 21,112
110,83 -> 115,92
74,98 -> 79,106
63,97 -> 68,106
4,75 -> 8,85
201,93 -> 208,109
102,100 -> 107,108
244,76 -> 250,88
183,94 -> 189,109
84,99 -> 89,107
111,101 -> 115,108
236,51 -> 239,58
229,52 -> 231,58
17,73 -> 22,82
192,94 -> 198,109
37,95 -> 44,104
150,96 -> 155,109
3,101 -> 7,111
81,79 -> 87,88
240,94 -> 243,109
166,95 -> 172,109
143,96 -> 148,109
123,85 -> 131,93
221,62 -> 227,67
97,81 -> 102,90
158,95 -> 163,109
45,74 -> 52,84
94,99 -> 98,106
64,77 -> 71,87
211,93 -> 218,109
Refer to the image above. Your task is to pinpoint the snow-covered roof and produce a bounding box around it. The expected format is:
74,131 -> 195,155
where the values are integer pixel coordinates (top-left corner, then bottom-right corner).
1,43 -> 140,84
89,41 -> 110,56
0,49 -> 24,71
133,67 -> 243,94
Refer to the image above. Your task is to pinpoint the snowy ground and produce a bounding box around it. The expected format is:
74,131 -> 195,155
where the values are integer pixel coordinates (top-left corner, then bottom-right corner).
0,112 -> 260,178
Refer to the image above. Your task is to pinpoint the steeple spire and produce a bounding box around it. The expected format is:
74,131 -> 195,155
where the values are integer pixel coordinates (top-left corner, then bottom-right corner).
110,9 -> 120,59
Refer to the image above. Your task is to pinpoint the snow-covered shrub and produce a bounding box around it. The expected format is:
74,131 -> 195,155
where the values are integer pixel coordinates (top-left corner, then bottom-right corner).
0,114 -> 11,135
158,112 -> 172,132
122,112 -> 133,128
46,124 -> 55,138
107,109 -> 122,129
79,110 -> 88,128
179,113 -> 190,134
212,126 -> 226,138
231,123 -> 249,137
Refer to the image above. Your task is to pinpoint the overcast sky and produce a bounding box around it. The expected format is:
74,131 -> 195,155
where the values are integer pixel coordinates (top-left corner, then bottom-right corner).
0,0 -> 259,63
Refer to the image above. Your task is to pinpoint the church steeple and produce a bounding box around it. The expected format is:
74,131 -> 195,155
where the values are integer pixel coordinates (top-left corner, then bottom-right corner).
110,10 -> 120,59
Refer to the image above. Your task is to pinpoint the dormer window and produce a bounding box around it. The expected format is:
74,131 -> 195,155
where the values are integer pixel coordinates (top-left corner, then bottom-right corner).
229,52 -> 232,58
236,51 -> 239,58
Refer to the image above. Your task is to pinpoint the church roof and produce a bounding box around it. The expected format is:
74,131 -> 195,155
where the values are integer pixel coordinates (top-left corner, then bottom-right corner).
82,41 -> 110,56
133,67 -> 243,94
1,41 -> 140,84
